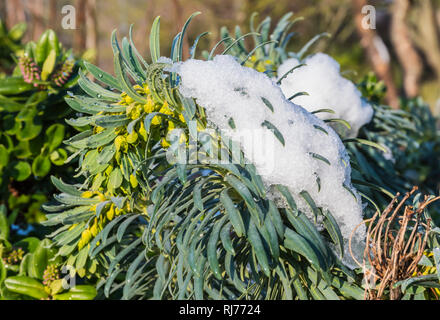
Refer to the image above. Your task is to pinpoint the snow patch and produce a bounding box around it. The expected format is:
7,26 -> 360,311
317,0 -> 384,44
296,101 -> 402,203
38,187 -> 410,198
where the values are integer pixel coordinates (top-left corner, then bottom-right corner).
175,55 -> 365,265
278,53 -> 374,138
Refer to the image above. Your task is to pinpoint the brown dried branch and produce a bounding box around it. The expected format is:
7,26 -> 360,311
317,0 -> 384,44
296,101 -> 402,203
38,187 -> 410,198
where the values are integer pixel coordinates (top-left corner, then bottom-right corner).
350,186 -> 440,300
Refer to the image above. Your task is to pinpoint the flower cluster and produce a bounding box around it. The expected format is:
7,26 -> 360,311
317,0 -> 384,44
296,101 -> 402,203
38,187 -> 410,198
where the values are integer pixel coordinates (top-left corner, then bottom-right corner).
115,84 -> 186,150
244,55 -> 274,73
18,56 -> 41,86
2,247 -> 24,265
42,264 -> 61,287
52,59 -> 74,87
77,191 -> 131,250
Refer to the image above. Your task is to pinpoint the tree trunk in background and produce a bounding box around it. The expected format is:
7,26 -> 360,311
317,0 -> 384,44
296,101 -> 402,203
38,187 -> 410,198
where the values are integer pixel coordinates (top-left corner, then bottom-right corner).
391,0 -> 423,98
74,0 -> 87,53
86,0 -> 98,63
49,0 -> 58,32
5,0 -> 26,29
353,0 -> 400,109
234,0 -> 247,27
28,0 -> 46,39
410,0 -> 440,85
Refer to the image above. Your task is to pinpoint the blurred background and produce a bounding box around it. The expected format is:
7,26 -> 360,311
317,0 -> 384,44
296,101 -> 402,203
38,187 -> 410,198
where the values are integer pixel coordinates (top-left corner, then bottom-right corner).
1,0 -> 440,114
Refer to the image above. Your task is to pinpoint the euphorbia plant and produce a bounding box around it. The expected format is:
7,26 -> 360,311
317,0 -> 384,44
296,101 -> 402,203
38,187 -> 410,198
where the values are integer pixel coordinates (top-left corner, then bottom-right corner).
39,13 -> 387,301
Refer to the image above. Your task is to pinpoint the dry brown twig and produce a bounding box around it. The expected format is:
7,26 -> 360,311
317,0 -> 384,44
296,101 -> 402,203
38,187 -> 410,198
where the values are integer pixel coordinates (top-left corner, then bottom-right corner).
349,186 -> 440,300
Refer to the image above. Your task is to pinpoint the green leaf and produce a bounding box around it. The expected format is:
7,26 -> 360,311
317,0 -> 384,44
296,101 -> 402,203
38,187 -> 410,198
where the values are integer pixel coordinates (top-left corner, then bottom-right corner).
7,22 -> 26,41
65,96 -> 126,115
297,32 -> 330,59
261,97 -> 274,112
116,214 -> 138,242
433,248 -> 440,283
277,63 -> 306,85
54,194 -> 99,206
10,161 -> 32,181
0,260 -> 6,287
288,91 -> 309,101
95,114 -> 130,128
261,120 -> 285,146
47,29 -> 61,56
323,210 -> 344,259
310,152 -> 330,165
225,175 -> 260,225
396,274 -> 440,293
45,124 -> 65,152
29,239 -> 50,279
0,205 -> 8,240
324,118 -> 351,130
108,167 -> 123,190
53,285 -> 97,300
67,128 -> 117,149
78,71 -> 121,101
76,246 -> 89,270
32,155 -> 51,178
207,217 -> 225,280
311,108 -> 335,115
300,190 -> 321,220
5,276 -> 49,299
16,105 -> 39,122
35,30 -> 50,65
41,49 -> 56,81
0,145 -> 9,168
284,227 -> 326,271
193,181 -> 204,211
190,31 -> 210,58
14,237 -> 41,253
113,50 -> 147,104
14,140 -> 32,159
175,12 -> 201,62
276,185 -> 297,213
248,221 -> 270,277
2,114 -> 20,135
150,17 -> 161,63
50,176 -> 82,196
220,223 -> 235,255
0,77 -> 33,96
220,189 -> 245,237
84,60 -> 122,91
49,148 -> 68,166
16,118 -> 43,141
343,138 -> 388,153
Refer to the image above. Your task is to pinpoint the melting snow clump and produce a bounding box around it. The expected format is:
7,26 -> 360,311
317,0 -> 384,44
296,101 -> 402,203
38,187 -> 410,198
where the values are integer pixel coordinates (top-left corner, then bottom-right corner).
175,55 -> 365,266
278,53 -> 374,138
